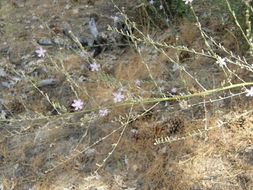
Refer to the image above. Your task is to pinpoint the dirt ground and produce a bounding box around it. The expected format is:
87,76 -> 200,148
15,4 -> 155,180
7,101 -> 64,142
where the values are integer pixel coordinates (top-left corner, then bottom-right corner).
0,0 -> 253,189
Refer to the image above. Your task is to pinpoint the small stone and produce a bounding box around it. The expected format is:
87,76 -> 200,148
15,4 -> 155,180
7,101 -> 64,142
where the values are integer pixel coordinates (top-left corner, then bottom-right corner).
0,68 -> 6,77
12,0 -> 26,8
37,78 -> 58,88
37,38 -> 54,46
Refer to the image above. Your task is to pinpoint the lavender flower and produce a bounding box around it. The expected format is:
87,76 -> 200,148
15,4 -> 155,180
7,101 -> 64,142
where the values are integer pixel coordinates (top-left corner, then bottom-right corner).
35,47 -> 46,58
113,90 -> 125,103
71,99 -> 84,110
99,108 -> 110,117
135,80 -> 141,86
245,87 -> 253,96
171,87 -> 177,94
216,57 -> 227,68
90,62 -> 100,72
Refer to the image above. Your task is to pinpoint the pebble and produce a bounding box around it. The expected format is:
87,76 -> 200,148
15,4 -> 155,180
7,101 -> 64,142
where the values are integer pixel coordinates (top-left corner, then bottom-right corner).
37,38 -> 54,46
0,68 -> 6,77
37,78 -> 58,88
13,0 -> 26,8
52,37 -> 68,46
0,46 -> 10,56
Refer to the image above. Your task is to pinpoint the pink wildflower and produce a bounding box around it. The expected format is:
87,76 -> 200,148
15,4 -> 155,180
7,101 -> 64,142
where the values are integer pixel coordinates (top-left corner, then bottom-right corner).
35,47 -> 46,58
90,62 -> 100,72
135,80 -> 141,86
245,87 -> 253,97
99,108 -> 110,117
71,99 -> 84,110
113,91 -> 125,103
171,87 -> 177,93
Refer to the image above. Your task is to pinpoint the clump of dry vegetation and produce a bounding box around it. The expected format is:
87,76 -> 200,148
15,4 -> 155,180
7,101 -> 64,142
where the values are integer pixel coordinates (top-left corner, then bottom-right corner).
0,0 -> 253,189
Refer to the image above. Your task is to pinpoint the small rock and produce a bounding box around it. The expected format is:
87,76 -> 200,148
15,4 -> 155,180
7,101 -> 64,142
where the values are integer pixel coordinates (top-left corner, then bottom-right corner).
0,68 -> 6,77
1,81 -> 11,88
52,37 -> 68,46
37,78 -> 58,88
0,46 -> 10,56
12,0 -> 26,8
37,38 -> 54,46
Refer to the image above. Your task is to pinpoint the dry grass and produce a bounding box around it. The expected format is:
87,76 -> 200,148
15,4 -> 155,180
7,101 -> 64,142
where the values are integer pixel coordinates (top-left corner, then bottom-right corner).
0,0 -> 253,189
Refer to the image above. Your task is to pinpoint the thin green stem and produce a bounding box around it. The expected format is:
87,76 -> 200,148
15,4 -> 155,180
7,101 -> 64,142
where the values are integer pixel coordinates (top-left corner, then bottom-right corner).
1,80 -> 252,124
